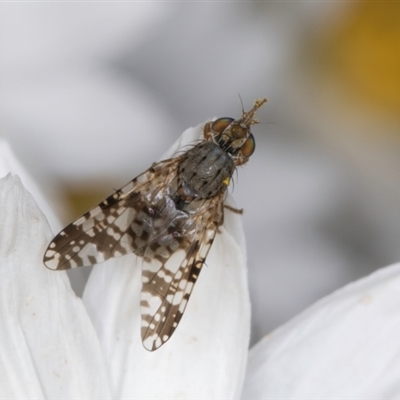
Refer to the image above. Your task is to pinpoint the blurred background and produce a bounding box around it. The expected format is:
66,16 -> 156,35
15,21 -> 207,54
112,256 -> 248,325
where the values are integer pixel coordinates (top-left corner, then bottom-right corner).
1,2 -> 400,347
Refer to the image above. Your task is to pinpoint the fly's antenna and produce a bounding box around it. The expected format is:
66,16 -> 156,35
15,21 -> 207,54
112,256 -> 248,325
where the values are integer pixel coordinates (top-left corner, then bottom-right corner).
238,93 -> 245,114
241,98 -> 268,126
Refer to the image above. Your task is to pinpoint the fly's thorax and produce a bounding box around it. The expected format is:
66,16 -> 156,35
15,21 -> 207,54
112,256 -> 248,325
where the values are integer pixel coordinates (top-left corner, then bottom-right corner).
178,141 -> 235,201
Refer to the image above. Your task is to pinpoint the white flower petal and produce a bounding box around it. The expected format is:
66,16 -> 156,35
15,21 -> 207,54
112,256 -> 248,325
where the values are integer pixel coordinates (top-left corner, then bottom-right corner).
0,140 -> 61,233
243,262 -> 400,399
83,124 -> 250,399
0,174 -> 112,399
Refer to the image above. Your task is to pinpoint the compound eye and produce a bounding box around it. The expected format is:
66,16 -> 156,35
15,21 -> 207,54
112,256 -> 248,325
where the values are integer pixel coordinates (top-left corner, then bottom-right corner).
241,133 -> 255,158
211,117 -> 234,134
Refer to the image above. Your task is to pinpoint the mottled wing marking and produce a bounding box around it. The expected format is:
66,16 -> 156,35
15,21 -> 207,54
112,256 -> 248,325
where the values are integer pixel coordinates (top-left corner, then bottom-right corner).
140,193 -> 224,351
43,157 -> 183,270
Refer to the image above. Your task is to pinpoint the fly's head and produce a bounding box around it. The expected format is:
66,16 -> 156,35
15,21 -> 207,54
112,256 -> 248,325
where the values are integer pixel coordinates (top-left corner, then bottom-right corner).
203,98 -> 267,166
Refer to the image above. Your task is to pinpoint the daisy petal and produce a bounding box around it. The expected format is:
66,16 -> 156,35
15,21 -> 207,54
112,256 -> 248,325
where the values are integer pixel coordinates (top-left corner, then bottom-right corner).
0,140 -> 61,233
243,262 -> 400,398
83,124 -> 251,399
0,174 -> 112,399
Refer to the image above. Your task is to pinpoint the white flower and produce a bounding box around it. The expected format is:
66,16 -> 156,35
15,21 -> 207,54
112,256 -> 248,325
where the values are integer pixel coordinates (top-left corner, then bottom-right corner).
2,126 -> 400,399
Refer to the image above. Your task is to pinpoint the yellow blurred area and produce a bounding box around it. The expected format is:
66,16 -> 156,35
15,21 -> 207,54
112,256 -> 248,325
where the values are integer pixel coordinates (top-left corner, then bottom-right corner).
328,3 -> 400,118
63,3 -> 400,221
63,183 -> 112,223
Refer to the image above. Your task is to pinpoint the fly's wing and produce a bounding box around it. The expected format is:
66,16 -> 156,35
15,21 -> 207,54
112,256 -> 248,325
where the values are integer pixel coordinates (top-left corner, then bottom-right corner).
44,149 -> 226,351
43,157 -> 183,270
140,192 -> 224,351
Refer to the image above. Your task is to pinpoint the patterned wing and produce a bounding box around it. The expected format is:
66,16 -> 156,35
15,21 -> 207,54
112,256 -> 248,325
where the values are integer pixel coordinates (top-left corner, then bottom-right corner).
140,192 -> 224,351
43,157 -> 183,270
44,150 -> 226,351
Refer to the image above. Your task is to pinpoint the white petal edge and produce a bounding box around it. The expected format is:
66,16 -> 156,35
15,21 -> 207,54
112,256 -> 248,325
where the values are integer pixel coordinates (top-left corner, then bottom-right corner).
0,140 -> 61,233
0,139 -> 92,302
242,262 -> 400,399
83,123 -> 251,399
0,174 -> 112,399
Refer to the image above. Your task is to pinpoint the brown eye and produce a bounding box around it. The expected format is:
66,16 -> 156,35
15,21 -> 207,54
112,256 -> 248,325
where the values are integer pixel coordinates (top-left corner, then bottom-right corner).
241,133 -> 255,157
211,118 -> 234,134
